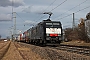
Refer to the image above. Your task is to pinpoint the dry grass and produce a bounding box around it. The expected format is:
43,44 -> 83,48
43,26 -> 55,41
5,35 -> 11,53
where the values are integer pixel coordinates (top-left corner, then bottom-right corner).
61,40 -> 90,46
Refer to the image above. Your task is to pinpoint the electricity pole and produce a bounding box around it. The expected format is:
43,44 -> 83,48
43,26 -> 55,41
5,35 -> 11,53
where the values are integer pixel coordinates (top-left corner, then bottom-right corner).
13,12 -> 16,40
72,13 -> 75,30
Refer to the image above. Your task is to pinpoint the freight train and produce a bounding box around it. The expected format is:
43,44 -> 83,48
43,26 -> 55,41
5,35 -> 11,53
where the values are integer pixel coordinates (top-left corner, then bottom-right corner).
17,19 -> 63,45
17,12 -> 63,45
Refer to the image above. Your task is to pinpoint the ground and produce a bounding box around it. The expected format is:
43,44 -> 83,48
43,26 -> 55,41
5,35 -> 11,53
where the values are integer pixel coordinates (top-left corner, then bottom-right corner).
0,40 -> 90,60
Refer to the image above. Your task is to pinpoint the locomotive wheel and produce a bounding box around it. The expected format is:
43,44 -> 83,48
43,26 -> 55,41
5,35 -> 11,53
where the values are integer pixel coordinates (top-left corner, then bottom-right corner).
36,40 -> 40,45
41,40 -> 46,46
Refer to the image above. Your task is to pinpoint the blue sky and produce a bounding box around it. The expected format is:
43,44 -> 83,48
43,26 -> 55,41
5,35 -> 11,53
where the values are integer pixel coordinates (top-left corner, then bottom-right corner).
0,0 -> 90,38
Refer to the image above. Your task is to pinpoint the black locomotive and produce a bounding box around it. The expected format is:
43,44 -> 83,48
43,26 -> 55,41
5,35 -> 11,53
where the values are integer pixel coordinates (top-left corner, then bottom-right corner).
25,19 -> 63,45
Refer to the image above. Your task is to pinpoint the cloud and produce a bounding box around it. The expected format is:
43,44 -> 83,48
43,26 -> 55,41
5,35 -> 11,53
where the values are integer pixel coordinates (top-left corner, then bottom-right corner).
0,0 -> 24,7
0,6 -> 12,13
23,5 -> 56,15
22,6 -> 33,13
0,14 -> 12,21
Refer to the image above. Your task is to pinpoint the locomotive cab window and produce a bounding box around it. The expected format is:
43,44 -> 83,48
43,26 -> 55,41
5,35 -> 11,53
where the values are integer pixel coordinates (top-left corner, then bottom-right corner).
46,22 -> 61,28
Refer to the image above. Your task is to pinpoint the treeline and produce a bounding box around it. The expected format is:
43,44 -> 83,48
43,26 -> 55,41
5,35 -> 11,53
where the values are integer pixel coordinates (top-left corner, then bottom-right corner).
64,12 -> 90,43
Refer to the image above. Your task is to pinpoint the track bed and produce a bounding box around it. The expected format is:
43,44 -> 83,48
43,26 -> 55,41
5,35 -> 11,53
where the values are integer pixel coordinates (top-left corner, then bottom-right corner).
0,41 -> 90,60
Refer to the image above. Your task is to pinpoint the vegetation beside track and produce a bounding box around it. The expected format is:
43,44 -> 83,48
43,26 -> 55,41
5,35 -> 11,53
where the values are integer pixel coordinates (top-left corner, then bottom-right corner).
61,41 -> 90,47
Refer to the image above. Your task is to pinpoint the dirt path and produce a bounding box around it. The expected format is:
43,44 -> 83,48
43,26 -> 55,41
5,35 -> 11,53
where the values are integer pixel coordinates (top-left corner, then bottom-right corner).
1,42 -> 42,60
1,42 -> 24,60
0,41 -> 10,59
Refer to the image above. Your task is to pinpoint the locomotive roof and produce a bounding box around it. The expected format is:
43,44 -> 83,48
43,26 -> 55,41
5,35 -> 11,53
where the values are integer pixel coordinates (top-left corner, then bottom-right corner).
27,19 -> 62,31
37,19 -> 61,26
43,19 -> 60,22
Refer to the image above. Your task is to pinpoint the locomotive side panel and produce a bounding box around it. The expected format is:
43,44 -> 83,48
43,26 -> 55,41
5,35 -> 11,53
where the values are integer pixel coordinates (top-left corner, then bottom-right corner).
30,22 -> 45,44
36,24 -> 45,40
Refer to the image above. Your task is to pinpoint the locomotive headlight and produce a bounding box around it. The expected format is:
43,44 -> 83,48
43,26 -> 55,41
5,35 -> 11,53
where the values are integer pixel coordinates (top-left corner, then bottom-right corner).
46,34 -> 49,36
58,34 -> 61,36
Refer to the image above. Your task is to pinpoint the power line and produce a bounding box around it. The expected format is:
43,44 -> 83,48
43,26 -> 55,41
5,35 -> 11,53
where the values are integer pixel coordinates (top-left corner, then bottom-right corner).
44,0 -> 57,11
55,0 -> 88,19
16,13 -> 25,21
67,0 -> 88,12
37,0 -> 67,21
15,12 -> 28,32
57,5 -> 90,20
15,12 -> 27,28
50,0 -> 67,11
21,0 -> 67,27
32,0 -> 57,24
75,5 -> 90,13
57,14 -> 72,20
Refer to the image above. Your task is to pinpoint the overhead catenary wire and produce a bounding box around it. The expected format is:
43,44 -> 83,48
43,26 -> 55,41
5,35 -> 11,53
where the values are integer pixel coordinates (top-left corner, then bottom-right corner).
15,0 -> 90,30
16,12 -> 28,30
28,0 -> 89,28
57,14 -> 72,20
50,0 -> 67,11
75,5 -> 90,13
44,0 -> 57,11
16,0 -> 67,27
15,12 -> 28,32
37,0 -> 67,21
57,5 -> 90,20
33,0 -> 57,21
22,0 -> 54,26
54,0 -> 88,19
31,0 -> 57,25
16,13 -> 25,22
11,0 -> 59,31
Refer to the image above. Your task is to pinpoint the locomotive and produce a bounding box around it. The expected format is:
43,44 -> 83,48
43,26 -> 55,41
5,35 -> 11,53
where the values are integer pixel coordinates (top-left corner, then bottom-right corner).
18,12 -> 63,45
27,19 -> 63,45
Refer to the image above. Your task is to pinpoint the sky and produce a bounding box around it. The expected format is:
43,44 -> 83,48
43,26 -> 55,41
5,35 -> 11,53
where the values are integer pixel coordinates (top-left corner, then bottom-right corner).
0,0 -> 90,38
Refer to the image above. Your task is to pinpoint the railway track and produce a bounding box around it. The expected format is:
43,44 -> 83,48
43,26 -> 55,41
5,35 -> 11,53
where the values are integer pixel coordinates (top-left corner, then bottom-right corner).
14,42 -> 42,60
50,44 -> 90,56
0,41 -> 9,49
13,42 -> 25,60
19,42 -> 90,60
16,42 -> 90,56
1,41 -> 89,60
0,41 -> 11,59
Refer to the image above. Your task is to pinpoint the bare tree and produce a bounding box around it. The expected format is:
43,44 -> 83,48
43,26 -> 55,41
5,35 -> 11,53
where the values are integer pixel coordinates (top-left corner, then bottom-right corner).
64,18 -> 89,42
77,18 -> 90,42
